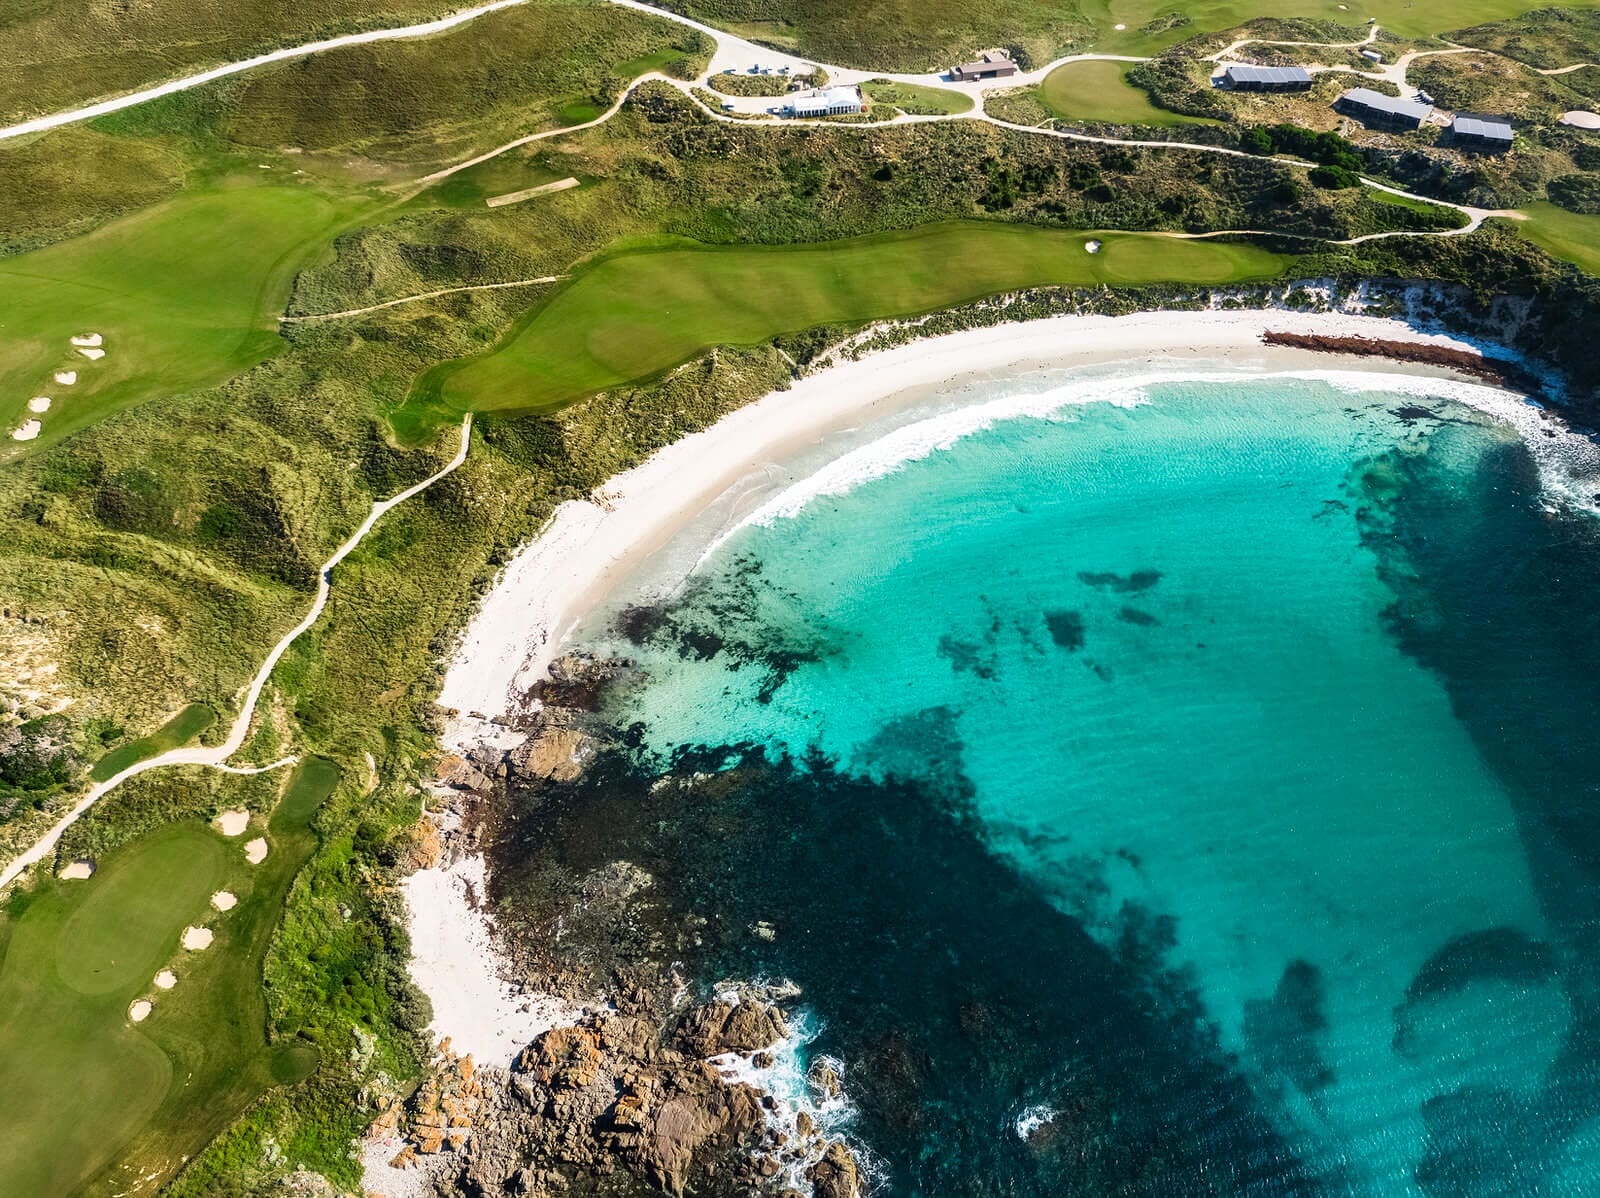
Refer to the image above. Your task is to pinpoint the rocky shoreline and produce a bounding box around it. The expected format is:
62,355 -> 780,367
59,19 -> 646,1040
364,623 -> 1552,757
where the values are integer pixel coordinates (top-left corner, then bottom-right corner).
372,654 -> 863,1198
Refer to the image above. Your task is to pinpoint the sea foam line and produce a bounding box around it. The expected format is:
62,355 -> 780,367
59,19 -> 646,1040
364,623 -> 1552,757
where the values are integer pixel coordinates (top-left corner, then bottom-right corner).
700,366 -> 1600,569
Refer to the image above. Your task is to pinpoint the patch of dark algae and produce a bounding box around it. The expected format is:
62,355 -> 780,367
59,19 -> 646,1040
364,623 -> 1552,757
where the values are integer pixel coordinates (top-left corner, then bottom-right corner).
450,658 -> 1332,1198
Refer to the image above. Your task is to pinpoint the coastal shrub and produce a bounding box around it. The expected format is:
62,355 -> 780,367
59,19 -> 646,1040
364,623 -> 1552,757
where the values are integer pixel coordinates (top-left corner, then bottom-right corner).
1549,173 -> 1600,215
1310,164 -> 1361,189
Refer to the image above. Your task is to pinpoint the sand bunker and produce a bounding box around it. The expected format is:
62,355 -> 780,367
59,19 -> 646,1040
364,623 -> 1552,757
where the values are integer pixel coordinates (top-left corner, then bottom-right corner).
154,970 -> 177,989
215,810 -> 249,836
58,859 -> 94,879
182,925 -> 214,951
52,370 -> 76,386
1085,239 -> 1103,254
29,397 -> 51,413
129,999 -> 152,1022
211,890 -> 238,911
244,837 -> 269,864
12,420 -> 41,441
77,347 -> 105,361
69,333 -> 102,348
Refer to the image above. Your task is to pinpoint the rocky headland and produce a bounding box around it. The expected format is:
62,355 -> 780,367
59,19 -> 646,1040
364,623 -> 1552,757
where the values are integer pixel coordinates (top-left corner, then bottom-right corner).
372,653 -> 863,1198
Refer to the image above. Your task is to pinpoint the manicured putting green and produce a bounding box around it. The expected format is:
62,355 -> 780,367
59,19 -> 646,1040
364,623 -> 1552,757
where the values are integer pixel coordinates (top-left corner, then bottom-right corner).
1512,203 -> 1600,277
1041,59 -> 1215,126
0,758 -> 341,1197
90,703 -> 215,782
0,823 -> 226,1196
408,223 -> 1287,434
0,187 -> 357,459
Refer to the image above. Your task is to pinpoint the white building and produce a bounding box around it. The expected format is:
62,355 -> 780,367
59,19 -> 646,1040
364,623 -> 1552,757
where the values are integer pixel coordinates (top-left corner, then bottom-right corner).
786,85 -> 863,118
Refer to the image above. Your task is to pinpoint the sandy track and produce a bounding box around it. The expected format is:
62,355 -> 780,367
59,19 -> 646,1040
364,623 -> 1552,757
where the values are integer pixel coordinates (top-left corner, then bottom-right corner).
0,414 -> 473,890
280,277 -> 564,322
0,0 -> 532,143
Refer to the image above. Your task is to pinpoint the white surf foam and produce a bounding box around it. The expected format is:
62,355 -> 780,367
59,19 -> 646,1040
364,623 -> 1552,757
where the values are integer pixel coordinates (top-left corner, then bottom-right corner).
706,366 -> 1600,562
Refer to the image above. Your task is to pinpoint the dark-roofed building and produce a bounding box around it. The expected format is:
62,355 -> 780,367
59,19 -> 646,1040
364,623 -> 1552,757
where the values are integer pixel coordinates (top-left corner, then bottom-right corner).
952,50 -> 1018,81
1335,87 -> 1432,130
1223,64 -> 1313,92
1450,112 -> 1514,152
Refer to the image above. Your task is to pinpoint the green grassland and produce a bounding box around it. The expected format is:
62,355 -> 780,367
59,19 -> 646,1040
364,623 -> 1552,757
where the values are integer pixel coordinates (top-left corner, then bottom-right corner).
1513,202 -> 1600,274
1450,7 -> 1600,68
0,0 -> 452,124
861,78 -> 975,115
89,703 -> 215,782
409,223 -> 1284,431
0,759 -> 339,1198
1082,0 -> 1594,54
0,186 -> 360,460
1041,58 -> 1216,125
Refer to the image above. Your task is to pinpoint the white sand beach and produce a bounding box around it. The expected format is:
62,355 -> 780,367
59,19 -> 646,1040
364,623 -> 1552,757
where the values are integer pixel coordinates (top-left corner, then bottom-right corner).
400,853 -> 583,1068
437,308 -> 1543,727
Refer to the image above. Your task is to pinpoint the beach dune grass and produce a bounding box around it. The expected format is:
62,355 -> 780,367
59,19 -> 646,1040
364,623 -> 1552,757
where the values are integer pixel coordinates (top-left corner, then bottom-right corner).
1041,59 -> 1215,126
0,186 -> 358,459
404,223 -> 1286,438
0,758 -> 340,1197
90,703 -> 216,783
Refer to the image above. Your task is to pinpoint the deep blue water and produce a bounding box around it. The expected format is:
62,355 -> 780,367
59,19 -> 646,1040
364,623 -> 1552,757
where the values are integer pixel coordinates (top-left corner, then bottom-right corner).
498,372 -> 1600,1196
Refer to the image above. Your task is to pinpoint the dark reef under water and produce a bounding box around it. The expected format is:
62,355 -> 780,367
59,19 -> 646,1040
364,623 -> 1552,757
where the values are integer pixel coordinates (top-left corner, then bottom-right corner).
488,394 -> 1600,1197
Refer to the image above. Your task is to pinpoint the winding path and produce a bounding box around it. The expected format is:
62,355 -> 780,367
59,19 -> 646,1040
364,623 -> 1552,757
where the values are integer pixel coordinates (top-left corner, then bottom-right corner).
0,0 -> 531,144
0,414 -> 474,889
280,278 -> 564,322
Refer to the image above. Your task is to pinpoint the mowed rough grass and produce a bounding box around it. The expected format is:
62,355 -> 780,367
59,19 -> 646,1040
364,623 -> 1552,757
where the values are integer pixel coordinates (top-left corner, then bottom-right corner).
1513,203 -> 1600,276
412,223 -> 1285,431
0,759 -> 340,1198
1041,59 -> 1215,125
0,186 -> 356,460
90,704 -> 216,783
861,79 -> 974,114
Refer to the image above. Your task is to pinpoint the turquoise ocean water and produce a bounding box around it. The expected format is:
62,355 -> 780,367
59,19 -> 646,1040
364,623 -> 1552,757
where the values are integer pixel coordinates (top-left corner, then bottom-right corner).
507,369 -> 1600,1196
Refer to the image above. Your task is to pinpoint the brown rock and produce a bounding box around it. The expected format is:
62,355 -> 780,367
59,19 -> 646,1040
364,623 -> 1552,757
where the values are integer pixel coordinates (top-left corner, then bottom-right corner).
808,1141 -> 861,1198
676,1001 -> 788,1058
507,726 -> 593,783
516,1026 -> 601,1089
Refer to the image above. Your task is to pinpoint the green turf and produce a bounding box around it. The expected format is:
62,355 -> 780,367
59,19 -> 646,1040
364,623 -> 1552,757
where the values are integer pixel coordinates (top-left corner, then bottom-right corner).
90,704 -> 216,783
1512,202 -> 1600,276
400,222 -> 1286,437
0,186 -> 360,462
1082,0 -> 1589,53
1040,59 -> 1216,125
861,78 -> 974,114
0,758 -> 341,1197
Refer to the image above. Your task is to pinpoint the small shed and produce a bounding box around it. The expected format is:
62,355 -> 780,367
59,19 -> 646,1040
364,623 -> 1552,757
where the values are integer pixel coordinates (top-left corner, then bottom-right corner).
1335,87 -> 1432,130
952,50 -> 1019,81
1223,64 -> 1313,92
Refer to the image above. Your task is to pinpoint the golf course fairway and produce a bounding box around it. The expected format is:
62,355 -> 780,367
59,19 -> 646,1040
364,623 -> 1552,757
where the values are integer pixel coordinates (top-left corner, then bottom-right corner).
0,187 -> 356,459
406,223 -> 1288,436
0,757 -> 341,1197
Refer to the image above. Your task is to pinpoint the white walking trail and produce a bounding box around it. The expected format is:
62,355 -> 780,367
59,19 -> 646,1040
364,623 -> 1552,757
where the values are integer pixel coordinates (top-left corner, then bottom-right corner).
0,0 -> 531,143
0,415 -> 473,890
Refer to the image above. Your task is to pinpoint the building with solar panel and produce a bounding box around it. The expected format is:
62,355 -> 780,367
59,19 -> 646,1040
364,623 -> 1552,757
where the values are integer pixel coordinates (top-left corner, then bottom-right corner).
1334,87 -> 1433,130
1450,113 -> 1514,152
1223,64 -> 1314,92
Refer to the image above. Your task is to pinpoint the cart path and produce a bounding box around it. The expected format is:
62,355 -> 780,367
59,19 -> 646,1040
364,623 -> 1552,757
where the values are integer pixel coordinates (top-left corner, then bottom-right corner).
280,278 -> 565,322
